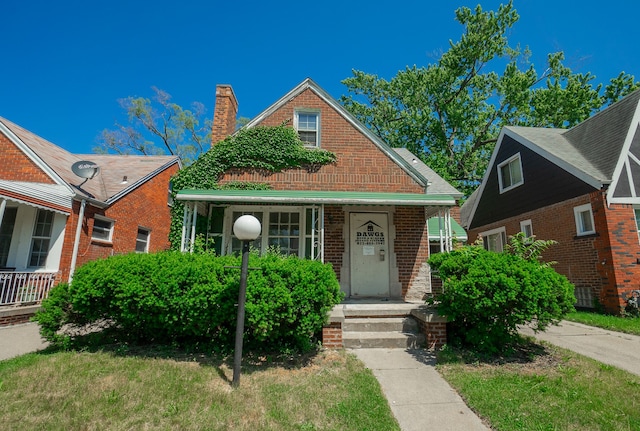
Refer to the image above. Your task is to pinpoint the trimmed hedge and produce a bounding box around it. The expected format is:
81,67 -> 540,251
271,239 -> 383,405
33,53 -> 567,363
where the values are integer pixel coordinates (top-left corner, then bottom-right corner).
35,251 -> 343,352
428,246 -> 575,354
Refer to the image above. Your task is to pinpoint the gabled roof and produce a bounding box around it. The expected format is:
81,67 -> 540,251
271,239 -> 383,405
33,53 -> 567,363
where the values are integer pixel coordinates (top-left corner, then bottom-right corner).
0,117 -> 180,206
242,78 -> 432,189
463,89 -> 640,228
392,148 -> 463,198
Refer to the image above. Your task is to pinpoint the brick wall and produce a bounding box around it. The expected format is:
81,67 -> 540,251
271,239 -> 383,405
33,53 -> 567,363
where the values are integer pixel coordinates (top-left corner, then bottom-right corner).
0,133 -> 54,183
56,163 -> 179,281
394,207 -> 430,298
218,88 -> 424,194
468,191 -> 640,315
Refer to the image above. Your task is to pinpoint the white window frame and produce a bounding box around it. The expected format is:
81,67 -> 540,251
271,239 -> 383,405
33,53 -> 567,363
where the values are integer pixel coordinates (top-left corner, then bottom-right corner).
520,219 -> 533,238
29,209 -> 54,268
92,216 -> 114,242
498,153 -> 524,193
574,204 -> 596,236
294,109 -> 320,147
135,227 -> 150,253
212,205 -> 320,259
481,226 -> 507,252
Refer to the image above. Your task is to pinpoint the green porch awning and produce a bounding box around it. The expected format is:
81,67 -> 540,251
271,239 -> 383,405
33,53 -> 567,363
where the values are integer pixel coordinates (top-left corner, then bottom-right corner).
428,216 -> 467,242
176,189 -> 456,206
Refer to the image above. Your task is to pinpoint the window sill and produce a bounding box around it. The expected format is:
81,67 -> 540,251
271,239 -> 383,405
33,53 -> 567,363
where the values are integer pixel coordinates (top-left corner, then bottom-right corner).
91,238 -> 114,246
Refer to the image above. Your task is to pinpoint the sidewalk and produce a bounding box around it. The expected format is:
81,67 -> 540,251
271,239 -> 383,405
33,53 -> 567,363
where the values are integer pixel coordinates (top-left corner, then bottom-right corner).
519,320 -> 640,377
351,348 -> 490,431
0,322 -> 49,361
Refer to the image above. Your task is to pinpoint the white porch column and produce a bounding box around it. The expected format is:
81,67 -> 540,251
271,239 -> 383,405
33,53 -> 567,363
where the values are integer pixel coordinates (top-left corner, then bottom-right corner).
0,198 -> 6,229
190,202 -> 198,253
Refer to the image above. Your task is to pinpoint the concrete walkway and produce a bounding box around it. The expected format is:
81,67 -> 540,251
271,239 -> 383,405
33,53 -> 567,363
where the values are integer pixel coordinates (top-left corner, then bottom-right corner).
520,320 -> 640,377
351,348 -> 490,431
0,322 -> 49,361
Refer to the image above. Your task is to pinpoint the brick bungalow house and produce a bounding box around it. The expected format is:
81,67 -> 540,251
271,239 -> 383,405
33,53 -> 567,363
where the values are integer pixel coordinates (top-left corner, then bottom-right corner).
461,89 -> 640,315
0,117 -> 180,324
178,78 -> 462,301
176,79 -> 463,347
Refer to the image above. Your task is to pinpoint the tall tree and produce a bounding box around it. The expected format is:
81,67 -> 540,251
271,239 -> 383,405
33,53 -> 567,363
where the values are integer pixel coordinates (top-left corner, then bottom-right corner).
340,1 -> 639,196
96,87 -> 212,165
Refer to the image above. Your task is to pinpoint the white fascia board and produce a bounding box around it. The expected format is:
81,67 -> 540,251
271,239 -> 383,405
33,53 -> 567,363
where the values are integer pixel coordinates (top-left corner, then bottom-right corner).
606,104 -> 640,205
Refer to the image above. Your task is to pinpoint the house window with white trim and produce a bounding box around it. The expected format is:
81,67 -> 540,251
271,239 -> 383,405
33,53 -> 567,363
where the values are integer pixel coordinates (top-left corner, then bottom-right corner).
217,206 -> 320,259
267,211 -> 300,255
29,209 -> 54,267
295,110 -> 320,147
136,227 -> 150,253
520,219 -> 533,238
574,204 -> 595,236
498,153 -> 523,193
481,227 -> 507,252
92,216 -> 114,242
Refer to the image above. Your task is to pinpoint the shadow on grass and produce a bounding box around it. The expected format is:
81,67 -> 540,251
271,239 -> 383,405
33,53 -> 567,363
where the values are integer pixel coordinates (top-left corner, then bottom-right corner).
37,326 -> 321,383
434,335 -> 553,366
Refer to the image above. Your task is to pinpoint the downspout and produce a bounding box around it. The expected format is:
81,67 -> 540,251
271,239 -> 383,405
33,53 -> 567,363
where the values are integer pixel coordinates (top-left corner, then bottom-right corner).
69,199 -> 86,283
181,204 -> 189,252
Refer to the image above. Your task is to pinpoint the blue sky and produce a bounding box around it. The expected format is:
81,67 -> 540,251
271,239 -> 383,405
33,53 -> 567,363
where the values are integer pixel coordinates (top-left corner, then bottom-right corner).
2,0 -> 639,154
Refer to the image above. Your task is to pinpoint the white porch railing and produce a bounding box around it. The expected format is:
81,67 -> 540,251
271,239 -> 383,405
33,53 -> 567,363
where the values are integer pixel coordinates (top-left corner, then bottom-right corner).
0,271 -> 57,306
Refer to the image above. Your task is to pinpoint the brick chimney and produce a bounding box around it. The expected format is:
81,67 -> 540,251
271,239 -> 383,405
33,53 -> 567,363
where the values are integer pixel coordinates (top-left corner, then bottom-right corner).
211,84 -> 238,145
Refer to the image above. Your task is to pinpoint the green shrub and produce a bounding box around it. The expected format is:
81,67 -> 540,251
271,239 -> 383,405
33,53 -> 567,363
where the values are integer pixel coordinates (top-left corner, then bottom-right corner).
34,251 -> 343,352
428,242 -> 575,354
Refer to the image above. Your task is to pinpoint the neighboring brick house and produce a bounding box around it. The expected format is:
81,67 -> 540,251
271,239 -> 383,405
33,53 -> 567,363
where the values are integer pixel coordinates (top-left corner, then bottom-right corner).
177,79 -> 462,302
0,117 -> 180,324
461,90 -> 640,315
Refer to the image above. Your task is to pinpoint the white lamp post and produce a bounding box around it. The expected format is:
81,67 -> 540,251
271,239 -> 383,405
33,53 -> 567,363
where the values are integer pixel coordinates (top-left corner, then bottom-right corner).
232,215 -> 261,387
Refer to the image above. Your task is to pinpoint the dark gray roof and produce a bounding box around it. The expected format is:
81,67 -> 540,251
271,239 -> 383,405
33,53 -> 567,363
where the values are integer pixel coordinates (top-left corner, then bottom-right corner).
391,148 -> 463,198
506,89 -> 640,184
0,117 -> 180,203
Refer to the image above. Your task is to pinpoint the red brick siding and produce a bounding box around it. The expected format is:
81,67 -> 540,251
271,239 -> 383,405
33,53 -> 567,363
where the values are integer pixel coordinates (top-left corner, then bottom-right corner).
56,163 -> 179,282
394,207 -> 429,298
468,191 -> 640,315
322,322 -> 343,348
417,320 -> 447,350
218,88 -> 424,193
323,206 -> 344,282
0,133 -> 54,183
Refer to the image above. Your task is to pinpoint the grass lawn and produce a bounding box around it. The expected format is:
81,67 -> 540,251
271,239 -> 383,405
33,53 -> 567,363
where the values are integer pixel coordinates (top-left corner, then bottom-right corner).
437,341 -> 640,431
0,346 -> 400,431
565,310 -> 640,335
437,309 -> 640,431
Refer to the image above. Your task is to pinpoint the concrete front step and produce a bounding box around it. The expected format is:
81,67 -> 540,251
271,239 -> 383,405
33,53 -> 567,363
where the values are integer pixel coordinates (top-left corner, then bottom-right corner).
343,331 -> 426,349
343,317 -> 419,333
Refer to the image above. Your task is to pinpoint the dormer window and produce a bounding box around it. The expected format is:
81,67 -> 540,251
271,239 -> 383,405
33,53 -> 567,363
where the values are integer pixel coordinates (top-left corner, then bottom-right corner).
295,110 -> 320,147
498,153 -> 523,193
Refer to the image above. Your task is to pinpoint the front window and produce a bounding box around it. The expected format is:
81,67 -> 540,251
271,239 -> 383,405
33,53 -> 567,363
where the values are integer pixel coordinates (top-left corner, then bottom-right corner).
92,217 -> 114,242
211,206 -> 321,259
136,227 -> 150,253
574,204 -> 595,236
267,211 -> 300,256
520,219 -> 533,238
498,153 -> 523,193
481,227 -> 506,252
295,111 -> 320,147
29,209 -> 53,267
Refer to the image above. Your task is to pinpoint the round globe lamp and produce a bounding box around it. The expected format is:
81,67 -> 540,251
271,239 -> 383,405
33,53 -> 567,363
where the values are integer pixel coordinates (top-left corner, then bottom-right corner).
231,215 -> 261,387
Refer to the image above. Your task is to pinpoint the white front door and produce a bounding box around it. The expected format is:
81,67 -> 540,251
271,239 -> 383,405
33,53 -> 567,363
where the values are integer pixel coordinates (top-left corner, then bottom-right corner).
350,212 -> 390,297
